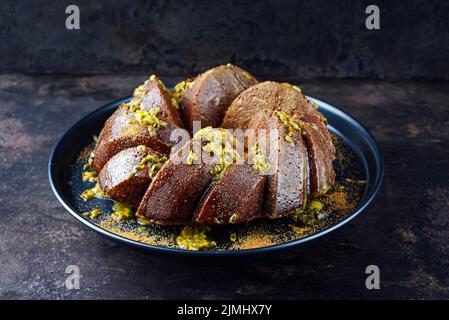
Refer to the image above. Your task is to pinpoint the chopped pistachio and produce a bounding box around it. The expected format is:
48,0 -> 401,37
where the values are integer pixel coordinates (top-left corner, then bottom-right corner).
157,79 -> 169,92
274,110 -> 302,144
289,224 -> 312,234
307,200 -> 323,211
111,202 -> 134,222
133,84 -> 148,98
176,226 -> 216,251
137,217 -> 153,226
83,152 -> 95,170
293,85 -> 302,93
128,98 -> 142,112
243,71 -> 254,80
194,127 -> 240,178
132,108 -> 167,136
171,80 -> 192,109
82,208 -> 102,219
171,97 -> 180,110
136,145 -> 149,152
249,144 -> 271,175
186,149 -> 198,165
290,200 -> 324,224
318,112 -> 327,124
129,153 -> 167,178
80,183 -> 106,201
229,213 -> 238,224
81,170 -> 97,183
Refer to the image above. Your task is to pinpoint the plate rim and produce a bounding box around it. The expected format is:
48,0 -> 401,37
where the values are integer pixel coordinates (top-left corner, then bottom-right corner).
48,95 -> 384,256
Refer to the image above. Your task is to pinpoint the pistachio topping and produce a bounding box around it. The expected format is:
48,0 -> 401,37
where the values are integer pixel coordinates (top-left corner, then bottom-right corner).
307,200 -> 324,211
318,111 -> 327,124
194,127 -> 240,178
82,208 -> 102,219
136,145 -> 148,152
291,200 -> 324,224
186,149 -> 198,165
129,152 -> 167,179
111,202 -> 134,222
274,110 -> 302,144
83,152 -> 95,170
229,213 -> 238,224
81,170 -> 97,183
128,98 -> 142,112
80,183 -> 106,201
293,85 -> 302,93
129,107 -> 168,136
289,224 -> 312,234
133,84 -> 149,98
176,225 -> 216,251
171,80 -> 192,109
243,71 -> 254,80
137,217 -> 153,226
249,144 -> 271,175
157,79 -> 169,92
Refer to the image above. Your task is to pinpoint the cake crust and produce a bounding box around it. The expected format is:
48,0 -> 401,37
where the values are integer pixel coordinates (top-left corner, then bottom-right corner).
181,64 -> 257,134
98,146 -> 166,207
91,77 -> 183,172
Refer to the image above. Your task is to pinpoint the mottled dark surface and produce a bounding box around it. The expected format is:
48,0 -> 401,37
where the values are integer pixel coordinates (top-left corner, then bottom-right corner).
1,0 -> 449,79
0,74 -> 448,299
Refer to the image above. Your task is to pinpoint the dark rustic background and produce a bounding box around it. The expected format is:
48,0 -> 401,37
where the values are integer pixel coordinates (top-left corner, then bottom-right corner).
1,0 -> 449,300
1,0 -> 448,79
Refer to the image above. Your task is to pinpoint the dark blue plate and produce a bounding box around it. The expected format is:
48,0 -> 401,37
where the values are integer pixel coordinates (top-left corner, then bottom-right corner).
49,96 -> 383,256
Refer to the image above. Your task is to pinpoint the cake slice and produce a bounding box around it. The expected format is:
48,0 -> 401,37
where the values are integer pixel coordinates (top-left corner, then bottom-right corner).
193,160 -> 266,225
91,75 -> 183,172
181,64 -> 257,135
136,127 -> 241,225
222,81 -> 335,155
248,109 -> 308,218
97,146 -> 167,207
301,122 -> 335,197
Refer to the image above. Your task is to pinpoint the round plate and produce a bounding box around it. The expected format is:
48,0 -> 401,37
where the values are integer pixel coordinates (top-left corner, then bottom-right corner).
48,96 -> 384,256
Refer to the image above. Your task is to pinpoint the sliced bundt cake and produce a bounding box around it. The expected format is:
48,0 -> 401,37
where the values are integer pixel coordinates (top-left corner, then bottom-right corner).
91,75 -> 183,172
97,146 -> 167,207
180,64 -> 258,134
193,157 -> 266,225
136,127 -> 242,225
248,109 -> 308,218
222,81 -> 335,152
90,65 -> 336,225
300,122 -> 335,197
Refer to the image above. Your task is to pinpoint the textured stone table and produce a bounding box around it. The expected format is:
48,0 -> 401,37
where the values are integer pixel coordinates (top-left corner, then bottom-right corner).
1,74 -> 448,299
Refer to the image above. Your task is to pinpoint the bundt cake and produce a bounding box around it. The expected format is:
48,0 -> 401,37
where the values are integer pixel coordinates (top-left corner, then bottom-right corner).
87,64 -> 336,225
247,109 -> 309,218
181,64 -> 258,134
91,75 -> 183,172
97,146 -> 167,207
